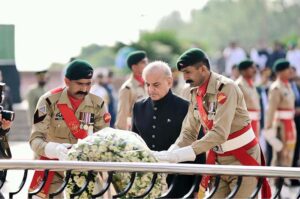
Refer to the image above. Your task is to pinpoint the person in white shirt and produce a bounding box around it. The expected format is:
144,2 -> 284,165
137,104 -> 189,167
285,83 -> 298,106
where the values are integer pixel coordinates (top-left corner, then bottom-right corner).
286,42 -> 300,77
223,41 -> 246,77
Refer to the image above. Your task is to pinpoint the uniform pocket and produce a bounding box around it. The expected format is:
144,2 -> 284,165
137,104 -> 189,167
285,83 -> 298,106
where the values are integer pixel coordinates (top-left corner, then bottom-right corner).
52,120 -> 70,139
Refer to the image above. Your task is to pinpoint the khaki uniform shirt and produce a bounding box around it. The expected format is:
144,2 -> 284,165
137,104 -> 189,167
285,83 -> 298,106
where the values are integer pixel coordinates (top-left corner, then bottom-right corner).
265,79 -> 295,129
236,76 -> 260,111
175,72 -> 251,155
115,75 -> 146,130
27,85 -> 47,124
29,87 -> 109,158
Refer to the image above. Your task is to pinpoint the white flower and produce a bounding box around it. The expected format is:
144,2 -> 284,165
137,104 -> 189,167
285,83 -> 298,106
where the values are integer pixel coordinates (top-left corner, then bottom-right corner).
66,128 -> 166,199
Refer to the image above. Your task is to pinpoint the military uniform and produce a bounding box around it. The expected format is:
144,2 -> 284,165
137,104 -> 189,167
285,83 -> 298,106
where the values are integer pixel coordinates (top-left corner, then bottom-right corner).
236,76 -> 261,137
265,79 -> 296,167
175,72 -> 265,198
29,87 -> 109,196
115,74 -> 146,130
27,85 -> 46,124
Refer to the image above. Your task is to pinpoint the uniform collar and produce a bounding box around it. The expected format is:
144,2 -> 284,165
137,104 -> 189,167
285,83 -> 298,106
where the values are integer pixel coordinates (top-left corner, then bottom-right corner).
57,87 -> 94,109
190,72 -> 218,95
151,90 -> 173,107
206,72 -> 218,94
239,76 -> 254,87
130,74 -> 144,87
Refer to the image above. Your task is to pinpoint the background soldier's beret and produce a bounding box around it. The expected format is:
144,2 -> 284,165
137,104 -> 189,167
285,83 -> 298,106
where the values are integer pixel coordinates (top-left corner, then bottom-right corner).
65,59 -> 94,80
272,59 -> 290,73
238,60 -> 254,71
127,51 -> 147,69
177,48 -> 209,70
35,70 -> 48,75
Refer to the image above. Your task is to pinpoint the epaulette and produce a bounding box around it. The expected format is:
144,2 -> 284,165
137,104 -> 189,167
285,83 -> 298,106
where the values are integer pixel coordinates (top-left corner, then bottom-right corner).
50,87 -> 64,94
218,83 -> 225,91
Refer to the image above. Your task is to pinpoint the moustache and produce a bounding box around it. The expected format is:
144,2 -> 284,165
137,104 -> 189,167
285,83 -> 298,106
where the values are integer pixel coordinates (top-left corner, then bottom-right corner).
186,79 -> 194,84
76,91 -> 88,96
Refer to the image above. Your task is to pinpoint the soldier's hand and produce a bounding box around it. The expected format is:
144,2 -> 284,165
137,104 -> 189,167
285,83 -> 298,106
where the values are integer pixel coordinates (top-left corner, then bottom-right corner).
263,128 -> 283,152
153,146 -> 196,163
45,142 -> 72,160
1,119 -> 12,130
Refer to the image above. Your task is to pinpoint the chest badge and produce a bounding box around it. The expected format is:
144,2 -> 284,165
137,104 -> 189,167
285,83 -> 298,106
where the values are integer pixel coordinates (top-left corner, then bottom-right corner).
55,112 -> 63,120
167,118 -> 171,123
217,92 -> 227,104
208,102 -> 216,120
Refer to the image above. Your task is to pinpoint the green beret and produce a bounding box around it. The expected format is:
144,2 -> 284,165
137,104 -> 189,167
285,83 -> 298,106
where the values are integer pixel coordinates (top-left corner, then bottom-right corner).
177,48 -> 209,70
272,59 -> 290,73
127,50 -> 147,69
238,60 -> 254,71
65,59 -> 93,80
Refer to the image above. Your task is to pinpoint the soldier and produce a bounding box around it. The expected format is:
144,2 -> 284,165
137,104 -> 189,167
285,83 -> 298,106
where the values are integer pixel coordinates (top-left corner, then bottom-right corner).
236,60 -> 261,138
153,48 -> 271,198
264,59 -> 296,169
26,70 -> 48,124
29,60 -> 110,198
115,50 -> 148,130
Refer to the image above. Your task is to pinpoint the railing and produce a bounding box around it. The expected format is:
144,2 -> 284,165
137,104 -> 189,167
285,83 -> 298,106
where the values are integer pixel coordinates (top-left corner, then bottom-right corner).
0,160 -> 300,198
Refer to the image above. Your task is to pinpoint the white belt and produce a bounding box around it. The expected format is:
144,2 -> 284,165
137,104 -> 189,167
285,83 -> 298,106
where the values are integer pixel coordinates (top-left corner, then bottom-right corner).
248,110 -> 260,120
275,110 -> 295,120
213,127 -> 256,154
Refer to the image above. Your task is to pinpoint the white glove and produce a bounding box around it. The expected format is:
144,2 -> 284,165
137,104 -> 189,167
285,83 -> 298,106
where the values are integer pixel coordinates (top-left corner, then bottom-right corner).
168,144 -> 179,152
263,129 -> 283,152
154,146 -> 196,163
44,142 -> 72,160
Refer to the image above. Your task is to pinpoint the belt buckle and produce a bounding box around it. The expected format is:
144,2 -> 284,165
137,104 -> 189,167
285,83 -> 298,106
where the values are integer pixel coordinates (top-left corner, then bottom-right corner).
212,145 -> 224,154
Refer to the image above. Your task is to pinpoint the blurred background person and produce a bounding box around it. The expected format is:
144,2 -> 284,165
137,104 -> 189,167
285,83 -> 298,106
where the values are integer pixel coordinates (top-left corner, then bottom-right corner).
266,41 -> 286,69
290,67 -> 300,186
26,70 -> 48,124
236,60 -> 261,138
264,59 -> 296,177
115,50 -> 148,130
286,42 -> 300,77
223,41 -> 246,77
103,70 -> 117,127
0,71 -> 13,111
90,72 -> 109,105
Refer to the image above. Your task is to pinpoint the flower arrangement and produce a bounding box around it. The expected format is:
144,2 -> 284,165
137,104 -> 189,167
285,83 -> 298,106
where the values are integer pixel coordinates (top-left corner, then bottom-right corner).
66,127 -> 167,199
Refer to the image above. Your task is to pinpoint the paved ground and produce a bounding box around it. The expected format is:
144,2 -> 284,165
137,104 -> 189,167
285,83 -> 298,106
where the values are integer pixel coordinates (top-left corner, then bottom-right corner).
1,142 -> 299,198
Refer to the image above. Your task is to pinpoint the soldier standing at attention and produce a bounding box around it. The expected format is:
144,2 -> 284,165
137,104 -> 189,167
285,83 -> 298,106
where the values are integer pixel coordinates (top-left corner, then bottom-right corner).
115,50 -> 148,130
264,59 -> 296,169
29,60 -> 110,198
236,60 -> 261,138
26,70 -> 48,124
153,48 -> 271,198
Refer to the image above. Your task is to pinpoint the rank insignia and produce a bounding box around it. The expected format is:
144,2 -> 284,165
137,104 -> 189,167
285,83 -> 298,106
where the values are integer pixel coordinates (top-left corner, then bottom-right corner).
217,92 -> 227,104
103,112 -> 111,123
55,112 -> 63,120
38,105 -> 47,116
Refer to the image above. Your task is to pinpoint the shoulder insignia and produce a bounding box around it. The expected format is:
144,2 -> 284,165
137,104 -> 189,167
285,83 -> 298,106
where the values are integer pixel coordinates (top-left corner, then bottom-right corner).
33,109 -> 47,124
218,83 -> 225,91
45,98 -> 51,106
125,86 -> 130,90
103,112 -> 111,123
50,87 -> 63,94
100,101 -> 104,108
217,92 -> 227,104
